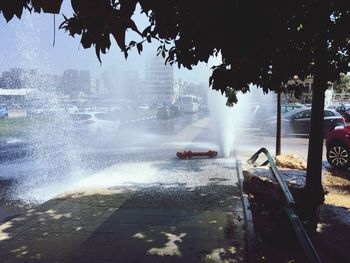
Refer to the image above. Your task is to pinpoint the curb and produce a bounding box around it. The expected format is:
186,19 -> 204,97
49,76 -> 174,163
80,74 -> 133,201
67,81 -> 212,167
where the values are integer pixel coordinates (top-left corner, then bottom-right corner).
236,158 -> 258,263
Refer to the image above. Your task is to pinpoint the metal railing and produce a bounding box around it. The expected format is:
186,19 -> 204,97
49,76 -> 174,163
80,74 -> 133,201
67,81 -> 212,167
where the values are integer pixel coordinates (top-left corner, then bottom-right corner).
247,147 -> 321,263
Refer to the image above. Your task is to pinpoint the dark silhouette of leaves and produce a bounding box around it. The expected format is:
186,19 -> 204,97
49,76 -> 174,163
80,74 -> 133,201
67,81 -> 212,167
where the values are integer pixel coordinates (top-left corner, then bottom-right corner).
31,0 -> 41,12
136,42 -> 143,54
40,0 -> 63,14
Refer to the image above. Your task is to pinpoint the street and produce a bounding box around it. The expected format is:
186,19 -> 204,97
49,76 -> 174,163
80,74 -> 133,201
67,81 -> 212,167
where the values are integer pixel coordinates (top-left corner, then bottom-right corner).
0,111 -> 329,223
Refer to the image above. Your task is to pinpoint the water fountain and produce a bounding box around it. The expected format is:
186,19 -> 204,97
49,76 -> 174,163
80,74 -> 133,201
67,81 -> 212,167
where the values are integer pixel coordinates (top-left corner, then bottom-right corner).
3,11 -> 87,205
207,85 -> 275,157
324,88 -> 333,108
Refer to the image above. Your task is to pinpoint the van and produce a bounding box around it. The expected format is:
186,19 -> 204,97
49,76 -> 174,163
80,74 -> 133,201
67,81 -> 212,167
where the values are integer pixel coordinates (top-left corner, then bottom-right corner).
179,95 -> 200,113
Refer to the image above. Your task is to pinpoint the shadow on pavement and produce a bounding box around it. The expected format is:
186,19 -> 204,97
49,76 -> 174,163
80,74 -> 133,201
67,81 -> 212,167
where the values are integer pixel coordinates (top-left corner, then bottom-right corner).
0,183 -> 246,263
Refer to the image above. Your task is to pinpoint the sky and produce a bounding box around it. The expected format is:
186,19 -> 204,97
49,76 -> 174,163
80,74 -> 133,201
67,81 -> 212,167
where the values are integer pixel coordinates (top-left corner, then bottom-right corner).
0,2 -> 216,84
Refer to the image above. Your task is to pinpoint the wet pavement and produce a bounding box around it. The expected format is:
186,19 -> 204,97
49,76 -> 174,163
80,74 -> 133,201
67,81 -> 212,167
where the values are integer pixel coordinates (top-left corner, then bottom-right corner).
0,116 -> 248,262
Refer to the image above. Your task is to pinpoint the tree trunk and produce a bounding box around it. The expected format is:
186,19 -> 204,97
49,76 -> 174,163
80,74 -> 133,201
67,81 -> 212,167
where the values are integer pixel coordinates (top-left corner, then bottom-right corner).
305,34 -> 327,222
276,91 -> 281,156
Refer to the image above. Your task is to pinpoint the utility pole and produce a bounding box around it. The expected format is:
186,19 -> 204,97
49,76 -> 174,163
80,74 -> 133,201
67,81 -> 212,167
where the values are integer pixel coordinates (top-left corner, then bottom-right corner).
276,91 -> 282,156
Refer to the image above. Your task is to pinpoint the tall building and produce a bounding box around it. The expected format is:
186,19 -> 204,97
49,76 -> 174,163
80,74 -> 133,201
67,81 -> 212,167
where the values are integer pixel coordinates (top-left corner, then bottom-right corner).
141,55 -> 174,104
0,68 -> 50,90
102,69 -> 141,102
79,70 -> 91,94
0,68 -> 27,89
61,69 -> 80,96
60,69 -> 91,97
124,71 -> 140,101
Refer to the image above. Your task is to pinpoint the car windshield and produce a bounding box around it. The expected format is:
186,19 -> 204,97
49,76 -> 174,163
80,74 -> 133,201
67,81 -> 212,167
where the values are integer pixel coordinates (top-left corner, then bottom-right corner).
181,97 -> 192,103
94,113 -> 115,121
69,114 -> 91,121
324,110 -> 335,117
283,108 -> 308,118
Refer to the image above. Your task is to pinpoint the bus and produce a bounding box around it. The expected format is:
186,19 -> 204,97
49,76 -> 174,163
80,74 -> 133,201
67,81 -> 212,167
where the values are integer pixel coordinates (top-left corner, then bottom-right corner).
179,95 -> 200,113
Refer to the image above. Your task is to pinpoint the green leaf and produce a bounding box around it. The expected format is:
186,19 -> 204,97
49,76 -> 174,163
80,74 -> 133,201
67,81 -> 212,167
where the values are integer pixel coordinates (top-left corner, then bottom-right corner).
95,44 -> 102,63
137,42 -> 143,54
31,0 -> 42,13
81,32 -> 92,49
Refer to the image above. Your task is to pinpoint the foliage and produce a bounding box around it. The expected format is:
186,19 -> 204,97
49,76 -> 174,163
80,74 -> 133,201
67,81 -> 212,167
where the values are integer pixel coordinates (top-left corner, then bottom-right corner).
2,1 -> 350,103
0,0 -> 63,21
333,74 -> 350,93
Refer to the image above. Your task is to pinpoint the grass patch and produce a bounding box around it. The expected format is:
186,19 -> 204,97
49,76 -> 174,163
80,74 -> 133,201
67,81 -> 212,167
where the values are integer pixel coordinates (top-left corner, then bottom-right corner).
0,110 -> 158,140
0,117 -> 31,138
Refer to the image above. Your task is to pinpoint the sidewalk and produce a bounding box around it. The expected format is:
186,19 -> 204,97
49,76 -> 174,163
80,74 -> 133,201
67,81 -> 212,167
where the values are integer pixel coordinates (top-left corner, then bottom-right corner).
0,158 -> 247,262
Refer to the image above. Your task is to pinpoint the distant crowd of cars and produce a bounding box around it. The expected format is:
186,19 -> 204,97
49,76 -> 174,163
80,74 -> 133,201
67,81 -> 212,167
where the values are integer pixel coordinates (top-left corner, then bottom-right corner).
326,103 -> 350,121
0,104 -> 8,119
26,103 -> 79,118
3,99 -> 350,169
256,102 -> 350,169
0,96 -> 205,140
156,95 -> 202,120
261,104 -> 346,136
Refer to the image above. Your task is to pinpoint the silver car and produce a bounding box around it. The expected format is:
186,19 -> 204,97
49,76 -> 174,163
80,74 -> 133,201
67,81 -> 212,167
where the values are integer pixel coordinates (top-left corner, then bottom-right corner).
0,104 -> 8,119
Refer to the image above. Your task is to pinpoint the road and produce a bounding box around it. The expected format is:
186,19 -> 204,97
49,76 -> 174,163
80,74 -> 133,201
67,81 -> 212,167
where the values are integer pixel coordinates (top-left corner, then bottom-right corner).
0,111 -> 330,222
0,112 -> 211,220
236,130 -> 329,167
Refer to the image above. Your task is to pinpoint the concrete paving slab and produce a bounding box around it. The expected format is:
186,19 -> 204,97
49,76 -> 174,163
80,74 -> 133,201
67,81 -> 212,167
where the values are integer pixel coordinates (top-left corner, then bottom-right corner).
0,153 -> 248,262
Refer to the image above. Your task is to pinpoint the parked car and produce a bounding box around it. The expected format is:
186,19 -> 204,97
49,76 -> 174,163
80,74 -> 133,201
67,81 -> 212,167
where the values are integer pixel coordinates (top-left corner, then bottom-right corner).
156,106 -> 171,119
262,107 -> 345,136
334,104 -> 350,122
156,103 -> 180,119
326,126 -> 350,168
27,103 -> 78,118
169,104 -> 180,117
0,104 -> 8,119
68,112 -> 121,137
325,104 -> 340,110
281,103 -> 304,114
179,95 -> 200,113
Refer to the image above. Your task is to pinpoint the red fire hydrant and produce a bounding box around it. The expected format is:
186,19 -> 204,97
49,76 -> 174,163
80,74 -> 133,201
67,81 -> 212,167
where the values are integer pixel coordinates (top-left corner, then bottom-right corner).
176,150 -> 218,159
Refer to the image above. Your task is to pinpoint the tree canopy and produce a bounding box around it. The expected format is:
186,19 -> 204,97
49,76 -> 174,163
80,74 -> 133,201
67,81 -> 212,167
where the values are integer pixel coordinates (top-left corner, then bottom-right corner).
1,1 -> 349,102
333,73 -> 350,93
2,0 -> 350,216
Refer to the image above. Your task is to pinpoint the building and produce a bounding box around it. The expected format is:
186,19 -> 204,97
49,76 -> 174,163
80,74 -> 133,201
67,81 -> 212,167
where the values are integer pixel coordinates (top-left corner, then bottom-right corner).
141,55 -> 174,104
60,69 -> 91,98
79,70 -> 92,94
0,68 -> 40,89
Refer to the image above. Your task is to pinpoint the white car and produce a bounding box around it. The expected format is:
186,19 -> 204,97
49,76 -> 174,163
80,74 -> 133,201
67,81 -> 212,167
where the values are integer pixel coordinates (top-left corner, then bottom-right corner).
68,112 -> 121,137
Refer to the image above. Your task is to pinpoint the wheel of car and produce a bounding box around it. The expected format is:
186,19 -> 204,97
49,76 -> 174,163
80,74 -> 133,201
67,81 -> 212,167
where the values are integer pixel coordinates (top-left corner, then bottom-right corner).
327,143 -> 350,168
